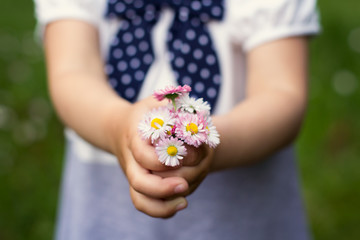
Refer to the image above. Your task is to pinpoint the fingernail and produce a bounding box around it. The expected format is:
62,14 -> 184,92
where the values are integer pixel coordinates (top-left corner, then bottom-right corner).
174,184 -> 186,194
176,202 -> 187,211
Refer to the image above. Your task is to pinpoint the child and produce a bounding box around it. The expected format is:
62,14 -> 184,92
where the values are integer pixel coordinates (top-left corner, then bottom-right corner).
34,0 -> 320,239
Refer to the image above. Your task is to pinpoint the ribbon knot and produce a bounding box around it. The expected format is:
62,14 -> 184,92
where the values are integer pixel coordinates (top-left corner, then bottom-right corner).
107,0 -> 161,23
166,0 -> 224,22
106,0 -> 224,110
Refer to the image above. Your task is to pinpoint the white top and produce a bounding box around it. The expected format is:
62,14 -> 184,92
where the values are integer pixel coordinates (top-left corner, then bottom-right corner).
35,0 -> 320,165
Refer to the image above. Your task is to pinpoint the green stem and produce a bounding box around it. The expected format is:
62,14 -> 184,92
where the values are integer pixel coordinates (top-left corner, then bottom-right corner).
172,99 -> 177,111
165,93 -> 179,111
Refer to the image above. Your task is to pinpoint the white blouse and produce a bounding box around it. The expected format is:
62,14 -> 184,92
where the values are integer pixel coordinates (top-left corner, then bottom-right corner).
34,0 -> 320,164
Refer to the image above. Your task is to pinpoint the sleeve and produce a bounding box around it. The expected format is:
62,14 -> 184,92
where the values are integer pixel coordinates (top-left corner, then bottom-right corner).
227,0 -> 321,52
33,0 -> 104,32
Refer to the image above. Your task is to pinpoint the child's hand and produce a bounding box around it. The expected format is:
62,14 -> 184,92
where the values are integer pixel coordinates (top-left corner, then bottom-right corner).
107,97 -> 190,218
153,144 -> 214,197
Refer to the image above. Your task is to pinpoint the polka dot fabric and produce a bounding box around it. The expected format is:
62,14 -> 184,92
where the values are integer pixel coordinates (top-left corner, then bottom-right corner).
106,0 -> 161,101
106,0 -> 224,109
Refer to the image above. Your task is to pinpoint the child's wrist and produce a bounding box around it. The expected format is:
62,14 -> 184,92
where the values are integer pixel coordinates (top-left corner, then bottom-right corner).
102,99 -> 132,155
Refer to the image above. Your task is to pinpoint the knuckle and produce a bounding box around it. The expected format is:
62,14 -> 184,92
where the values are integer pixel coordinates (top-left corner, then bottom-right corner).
132,197 -> 141,210
130,192 -> 152,216
130,189 -> 144,212
129,175 -> 142,193
134,201 -> 147,215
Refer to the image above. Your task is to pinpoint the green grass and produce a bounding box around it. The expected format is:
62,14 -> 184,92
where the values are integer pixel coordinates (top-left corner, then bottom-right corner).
297,0 -> 360,239
1,0 -> 360,239
297,0 -> 360,240
0,1 -> 64,239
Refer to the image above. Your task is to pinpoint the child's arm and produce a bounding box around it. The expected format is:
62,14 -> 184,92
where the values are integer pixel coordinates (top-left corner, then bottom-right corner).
211,36 -> 309,171
44,20 -> 188,218
155,36 -> 309,195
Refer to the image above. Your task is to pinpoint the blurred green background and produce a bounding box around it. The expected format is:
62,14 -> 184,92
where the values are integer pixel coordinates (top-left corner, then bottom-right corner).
0,0 -> 359,239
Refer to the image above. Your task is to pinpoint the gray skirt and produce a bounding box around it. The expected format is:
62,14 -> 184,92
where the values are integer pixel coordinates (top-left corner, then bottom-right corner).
55,140 -> 311,240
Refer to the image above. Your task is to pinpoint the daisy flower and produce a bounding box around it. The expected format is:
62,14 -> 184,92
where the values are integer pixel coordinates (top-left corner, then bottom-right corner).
205,118 -> 220,148
177,95 -> 211,115
155,137 -> 187,167
153,85 -> 191,101
175,112 -> 208,147
138,106 -> 175,143
139,85 -> 220,165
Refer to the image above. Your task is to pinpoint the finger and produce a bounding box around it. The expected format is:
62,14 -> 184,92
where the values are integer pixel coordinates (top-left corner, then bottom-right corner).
154,165 -> 207,188
153,149 -> 213,195
181,145 -> 207,167
153,167 -> 207,197
131,135 -> 181,171
126,152 -> 189,198
155,167 -> 208,197
130,187 -> 187,218
154,147 -> 212,180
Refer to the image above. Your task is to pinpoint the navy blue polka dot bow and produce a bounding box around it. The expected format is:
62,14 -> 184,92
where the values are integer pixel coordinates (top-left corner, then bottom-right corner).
105,0 -> 224,110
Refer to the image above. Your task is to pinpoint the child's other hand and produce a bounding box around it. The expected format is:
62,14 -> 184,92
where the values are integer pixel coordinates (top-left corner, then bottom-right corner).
153,144 -> 214,197
106,97 -> 189,218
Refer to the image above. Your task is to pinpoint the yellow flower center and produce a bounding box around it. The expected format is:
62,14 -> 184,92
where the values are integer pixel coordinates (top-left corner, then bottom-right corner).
151,118 -> 164,129
186,122 -> 198,135
167,146 -> 178,156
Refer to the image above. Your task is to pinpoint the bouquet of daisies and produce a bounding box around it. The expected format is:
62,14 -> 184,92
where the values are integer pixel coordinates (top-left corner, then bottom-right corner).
138,85 -> 220,167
